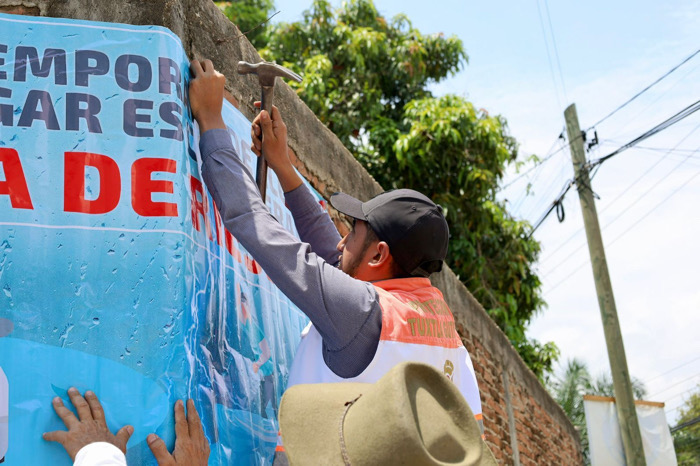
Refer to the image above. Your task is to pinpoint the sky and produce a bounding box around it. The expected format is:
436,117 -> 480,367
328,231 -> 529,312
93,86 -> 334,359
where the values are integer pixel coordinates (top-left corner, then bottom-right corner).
272,0 -> 700,425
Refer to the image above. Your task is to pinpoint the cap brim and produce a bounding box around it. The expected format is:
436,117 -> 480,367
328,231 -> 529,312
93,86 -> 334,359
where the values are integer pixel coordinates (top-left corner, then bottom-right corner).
330,192 -> 366,220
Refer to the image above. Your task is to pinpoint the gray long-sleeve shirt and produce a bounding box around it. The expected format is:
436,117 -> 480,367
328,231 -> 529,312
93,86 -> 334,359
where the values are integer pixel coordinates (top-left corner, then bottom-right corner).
200,129 -> 382,378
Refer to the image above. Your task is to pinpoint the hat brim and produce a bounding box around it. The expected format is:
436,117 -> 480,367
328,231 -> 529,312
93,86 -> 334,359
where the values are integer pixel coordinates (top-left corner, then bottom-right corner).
279,382 -> 369,466
330,193 -> 366,220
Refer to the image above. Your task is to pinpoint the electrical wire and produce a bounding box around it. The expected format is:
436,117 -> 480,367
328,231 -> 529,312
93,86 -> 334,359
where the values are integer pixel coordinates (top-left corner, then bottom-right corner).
631,146 -> 700,155
543,0 -> 568,103
530,100 -> 700,238
589,99 -> 700,169
596,135 -> 700,225
502,136 -> 563,191
598,61 -> 700,139
520,157 -> 572,221
541,125 -> 700,272
644,356 -> 700,384
545,165 -> 700,293
649,373 -> 700,399
537,144 -> 607,264
588,48 -> 700,130
535,0 -> 563,112
605,162 -> 700,249
527,177 -> 575,238
661,386 -> 700,403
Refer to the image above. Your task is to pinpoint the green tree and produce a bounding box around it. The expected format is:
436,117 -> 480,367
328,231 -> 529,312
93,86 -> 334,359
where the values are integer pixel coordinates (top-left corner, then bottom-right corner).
214,1 -> 274,49
549,359 -> 647,464
218,0 -> 557,378
673,385 -> 700,466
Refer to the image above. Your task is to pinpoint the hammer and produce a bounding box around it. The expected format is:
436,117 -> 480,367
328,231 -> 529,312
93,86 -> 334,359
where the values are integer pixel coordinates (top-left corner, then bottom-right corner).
238,61 -> 302,202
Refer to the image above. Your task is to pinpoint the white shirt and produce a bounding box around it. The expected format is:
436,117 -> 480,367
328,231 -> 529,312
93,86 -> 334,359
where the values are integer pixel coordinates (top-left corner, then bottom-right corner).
74,442 -> 127,466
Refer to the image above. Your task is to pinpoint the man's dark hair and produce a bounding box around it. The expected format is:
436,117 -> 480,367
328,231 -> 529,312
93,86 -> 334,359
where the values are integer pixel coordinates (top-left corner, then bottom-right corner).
361,221 -> 410,279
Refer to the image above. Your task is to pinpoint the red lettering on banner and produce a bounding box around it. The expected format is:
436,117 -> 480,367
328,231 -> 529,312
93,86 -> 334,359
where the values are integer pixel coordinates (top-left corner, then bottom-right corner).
189,175 -> 256,272
212,200 -> 243,263
226,229 -> 243,263
189,175 -> 212,240
212,200 -> 223,247
245,256 -> 260,274
131,158 -> 178,217
64,152 -> 120,214
0,148 -> 33,209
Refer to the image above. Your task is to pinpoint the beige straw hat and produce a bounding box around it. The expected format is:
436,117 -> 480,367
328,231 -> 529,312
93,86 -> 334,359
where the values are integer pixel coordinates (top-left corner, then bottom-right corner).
279,362 -> 497,465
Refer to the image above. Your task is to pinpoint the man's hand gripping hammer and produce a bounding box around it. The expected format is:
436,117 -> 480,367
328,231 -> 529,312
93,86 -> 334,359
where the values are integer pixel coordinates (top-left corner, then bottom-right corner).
238,61 -> 302,202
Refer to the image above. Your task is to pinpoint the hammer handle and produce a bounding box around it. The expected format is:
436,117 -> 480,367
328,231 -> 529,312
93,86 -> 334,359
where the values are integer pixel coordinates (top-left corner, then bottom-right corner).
257,84 -> 275,202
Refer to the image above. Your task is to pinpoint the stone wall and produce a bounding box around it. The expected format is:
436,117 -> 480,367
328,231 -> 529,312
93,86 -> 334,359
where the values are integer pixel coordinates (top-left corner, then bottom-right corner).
0,0 -> 584,463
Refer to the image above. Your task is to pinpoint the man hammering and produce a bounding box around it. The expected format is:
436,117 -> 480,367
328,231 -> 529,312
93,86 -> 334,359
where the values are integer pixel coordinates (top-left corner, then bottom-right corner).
190,57 -> 489,462
189,57 -> 484,425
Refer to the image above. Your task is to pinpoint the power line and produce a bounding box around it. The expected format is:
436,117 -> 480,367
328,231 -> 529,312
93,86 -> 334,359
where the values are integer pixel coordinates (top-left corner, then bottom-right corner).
661,385 -> 700,403
595,125 -> 700,220
592,145 -> 700,234
502,135 -> 564,190
604,165 -> 700,248
537,145 -> 607,265
528,177 -> 575,238
590,99 -> 700,169
588,48 -> 700,130
520,157 -> 572,221
543,0 -> 567,103
544,166 -> 700,293
644,356 -> 700,384
595,61 -> 700,139
530,100 -> 700,237
535,0 -> 564,112
671,415 -> 700,433
557,128 -> 700,263
649,373 -> 700,399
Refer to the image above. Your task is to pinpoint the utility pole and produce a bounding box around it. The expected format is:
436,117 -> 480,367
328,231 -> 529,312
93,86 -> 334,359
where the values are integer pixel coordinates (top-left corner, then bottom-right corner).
564,103 -> 646,466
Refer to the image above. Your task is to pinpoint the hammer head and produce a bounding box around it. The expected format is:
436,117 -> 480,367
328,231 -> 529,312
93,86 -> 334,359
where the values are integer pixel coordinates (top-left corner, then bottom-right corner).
237,61 -> 302,87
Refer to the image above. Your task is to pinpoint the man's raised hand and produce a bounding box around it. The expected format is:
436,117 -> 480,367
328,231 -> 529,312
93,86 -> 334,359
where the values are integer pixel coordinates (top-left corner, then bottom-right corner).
189,59 -> 226,133
251,102 -> 302,193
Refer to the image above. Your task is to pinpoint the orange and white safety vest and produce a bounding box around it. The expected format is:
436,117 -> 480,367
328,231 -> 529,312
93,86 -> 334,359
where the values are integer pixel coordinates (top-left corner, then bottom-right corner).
287,277 -> 483,426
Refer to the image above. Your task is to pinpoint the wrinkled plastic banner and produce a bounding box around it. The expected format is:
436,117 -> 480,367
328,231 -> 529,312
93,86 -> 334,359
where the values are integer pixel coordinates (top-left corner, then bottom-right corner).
0,13 -> 314,465
584,396 -> 677,466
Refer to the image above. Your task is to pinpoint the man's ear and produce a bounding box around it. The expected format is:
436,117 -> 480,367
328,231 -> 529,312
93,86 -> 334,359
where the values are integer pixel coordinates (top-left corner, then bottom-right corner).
368,241 -> 392,268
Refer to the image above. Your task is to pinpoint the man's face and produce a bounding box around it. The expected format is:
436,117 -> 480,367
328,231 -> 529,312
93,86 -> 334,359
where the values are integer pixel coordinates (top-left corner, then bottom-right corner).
336,219 -> 376,279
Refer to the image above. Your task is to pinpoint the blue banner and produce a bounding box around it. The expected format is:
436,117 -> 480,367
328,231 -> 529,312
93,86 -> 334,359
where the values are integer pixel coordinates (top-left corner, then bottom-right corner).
0,13 -> 314,464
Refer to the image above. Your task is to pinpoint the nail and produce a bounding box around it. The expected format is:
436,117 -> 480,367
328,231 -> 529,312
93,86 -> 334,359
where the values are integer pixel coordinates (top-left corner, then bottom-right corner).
85,390 -> 94,396
147,433 -> 157,444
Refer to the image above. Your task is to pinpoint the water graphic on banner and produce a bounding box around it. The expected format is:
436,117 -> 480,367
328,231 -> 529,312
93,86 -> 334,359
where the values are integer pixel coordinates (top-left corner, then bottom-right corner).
0,13 -> 314,464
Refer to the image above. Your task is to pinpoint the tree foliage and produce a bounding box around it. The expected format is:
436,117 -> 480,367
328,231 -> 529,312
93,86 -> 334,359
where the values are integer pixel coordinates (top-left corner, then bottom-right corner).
214,1 -> 274,48
673,385 -> 700,466
548,359 -> 647,464
218,0 -> 557,378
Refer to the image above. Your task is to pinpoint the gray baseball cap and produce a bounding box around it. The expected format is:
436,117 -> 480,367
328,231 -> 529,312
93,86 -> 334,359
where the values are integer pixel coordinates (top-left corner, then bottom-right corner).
330,189 -> 449,277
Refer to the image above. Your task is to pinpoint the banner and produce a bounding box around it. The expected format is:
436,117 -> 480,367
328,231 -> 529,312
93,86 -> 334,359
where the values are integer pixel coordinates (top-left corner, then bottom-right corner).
0,13 -> 314,464
583,395 -> 677,466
